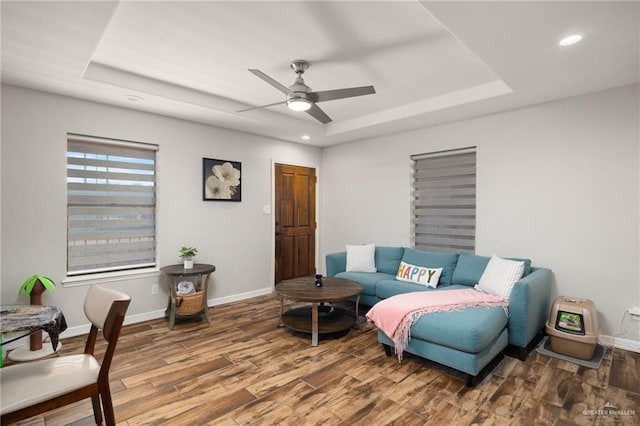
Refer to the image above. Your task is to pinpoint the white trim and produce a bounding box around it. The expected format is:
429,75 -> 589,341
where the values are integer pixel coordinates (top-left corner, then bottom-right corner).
208,287 -> 273,307
599,334 -> 640,353
66,263 -> 157,278
62,267 -> 161,287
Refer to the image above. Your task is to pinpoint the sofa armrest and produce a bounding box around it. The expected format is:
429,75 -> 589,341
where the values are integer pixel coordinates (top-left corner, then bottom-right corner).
326,252 -> 347,276
507,267 -> 553,348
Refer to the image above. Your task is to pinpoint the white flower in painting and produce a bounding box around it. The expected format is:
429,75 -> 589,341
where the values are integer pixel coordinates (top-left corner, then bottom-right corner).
205,175 -> 232,199
212,162 -> 240,186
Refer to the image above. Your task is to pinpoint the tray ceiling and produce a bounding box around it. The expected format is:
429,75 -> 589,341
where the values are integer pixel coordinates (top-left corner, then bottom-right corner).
2,1 -> 638,146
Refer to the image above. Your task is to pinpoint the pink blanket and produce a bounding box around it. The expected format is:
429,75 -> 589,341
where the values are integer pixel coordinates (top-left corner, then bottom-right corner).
366,288 -> 508,361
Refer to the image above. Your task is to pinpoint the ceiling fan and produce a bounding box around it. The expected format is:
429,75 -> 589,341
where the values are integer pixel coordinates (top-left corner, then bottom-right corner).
238,60 -> 375,124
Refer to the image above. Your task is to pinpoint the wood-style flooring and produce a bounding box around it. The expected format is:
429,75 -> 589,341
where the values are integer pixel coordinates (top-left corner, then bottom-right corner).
4,293 -> 639,425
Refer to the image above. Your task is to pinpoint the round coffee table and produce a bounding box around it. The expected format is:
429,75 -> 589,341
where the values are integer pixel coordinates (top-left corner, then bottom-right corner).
276,276 -> 363,346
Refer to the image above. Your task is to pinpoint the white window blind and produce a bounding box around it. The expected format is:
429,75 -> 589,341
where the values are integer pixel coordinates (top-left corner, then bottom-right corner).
67,134 -> 158,275
412,148 -> 476,253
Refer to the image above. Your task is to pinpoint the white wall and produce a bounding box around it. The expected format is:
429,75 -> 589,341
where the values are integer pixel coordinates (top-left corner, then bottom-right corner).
321,84 -> 640,345
1,85 -> 322,329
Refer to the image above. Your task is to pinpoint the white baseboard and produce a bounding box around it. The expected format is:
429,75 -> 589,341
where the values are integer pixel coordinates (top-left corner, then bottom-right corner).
599,334 -> 640,353
49,287 -> 275,340
208,287 -> 273,307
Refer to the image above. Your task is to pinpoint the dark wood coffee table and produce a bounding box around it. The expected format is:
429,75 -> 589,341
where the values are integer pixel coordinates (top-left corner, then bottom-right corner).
276,276 -> 362,346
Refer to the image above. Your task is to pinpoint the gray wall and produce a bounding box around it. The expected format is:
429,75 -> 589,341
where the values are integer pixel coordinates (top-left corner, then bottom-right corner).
1,84 -> 322,329
2,83 -> 639,349
321,84 -> 640,345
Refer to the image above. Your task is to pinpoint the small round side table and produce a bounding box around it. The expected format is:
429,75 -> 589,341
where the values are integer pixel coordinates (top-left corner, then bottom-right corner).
160,263 -> 215,329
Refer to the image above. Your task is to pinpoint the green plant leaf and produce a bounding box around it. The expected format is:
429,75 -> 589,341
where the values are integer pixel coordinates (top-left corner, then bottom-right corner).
18,275 -> 56,296
178,246 -> 198,259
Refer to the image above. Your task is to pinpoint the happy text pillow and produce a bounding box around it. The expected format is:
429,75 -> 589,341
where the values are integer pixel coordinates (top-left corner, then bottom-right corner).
396,261 -> 443,288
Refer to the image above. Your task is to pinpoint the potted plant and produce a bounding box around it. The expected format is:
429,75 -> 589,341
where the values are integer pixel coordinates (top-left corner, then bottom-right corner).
179,246 -> 198,269
18,275 -> 56,351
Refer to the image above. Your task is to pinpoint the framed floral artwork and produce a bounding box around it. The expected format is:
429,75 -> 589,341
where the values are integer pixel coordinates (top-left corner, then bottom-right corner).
203,158 -> 241,201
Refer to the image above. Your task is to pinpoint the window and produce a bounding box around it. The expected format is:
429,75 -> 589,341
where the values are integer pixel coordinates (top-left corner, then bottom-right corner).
67,134 -> 158,275
412,147 -> 476,253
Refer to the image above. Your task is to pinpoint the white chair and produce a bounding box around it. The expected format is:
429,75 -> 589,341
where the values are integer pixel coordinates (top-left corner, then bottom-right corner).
1,286 -> 131,425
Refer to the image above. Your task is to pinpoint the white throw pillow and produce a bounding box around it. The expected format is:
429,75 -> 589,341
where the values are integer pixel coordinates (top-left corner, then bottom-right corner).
346,243 -> 377,272
396,261 -> 443,288
475,255 -> 525,301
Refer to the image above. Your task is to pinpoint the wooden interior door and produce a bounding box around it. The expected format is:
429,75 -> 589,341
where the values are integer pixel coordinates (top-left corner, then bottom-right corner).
274,163 -> 317,284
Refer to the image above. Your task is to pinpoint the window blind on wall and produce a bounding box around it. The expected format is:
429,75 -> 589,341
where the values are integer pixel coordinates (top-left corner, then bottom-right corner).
412,148 -> 476,253
67,134 -> 158,275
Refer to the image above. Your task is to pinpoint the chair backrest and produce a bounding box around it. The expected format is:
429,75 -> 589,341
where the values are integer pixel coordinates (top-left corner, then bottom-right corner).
0,286 -> 131,426
84,285 -> 131,341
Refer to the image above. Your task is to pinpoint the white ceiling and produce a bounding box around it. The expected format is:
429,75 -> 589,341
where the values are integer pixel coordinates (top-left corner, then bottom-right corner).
2,1 -> 638,147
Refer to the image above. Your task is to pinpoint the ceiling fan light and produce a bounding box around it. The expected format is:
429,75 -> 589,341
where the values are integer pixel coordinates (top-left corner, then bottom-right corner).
287,98 -> 312,112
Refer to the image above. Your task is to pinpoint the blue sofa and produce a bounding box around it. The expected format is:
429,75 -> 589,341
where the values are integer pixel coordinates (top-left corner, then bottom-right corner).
326,247 -> 552,386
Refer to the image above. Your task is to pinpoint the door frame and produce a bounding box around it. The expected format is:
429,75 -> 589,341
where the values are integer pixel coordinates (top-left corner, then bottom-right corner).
270,159 -> 320,290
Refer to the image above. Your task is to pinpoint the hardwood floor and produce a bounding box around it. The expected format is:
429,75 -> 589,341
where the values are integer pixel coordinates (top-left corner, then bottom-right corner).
5,293 -> 639,425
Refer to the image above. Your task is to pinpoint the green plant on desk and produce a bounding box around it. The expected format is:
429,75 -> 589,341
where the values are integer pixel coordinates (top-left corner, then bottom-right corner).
179,246 -> 198,269
178,246 -> 198,260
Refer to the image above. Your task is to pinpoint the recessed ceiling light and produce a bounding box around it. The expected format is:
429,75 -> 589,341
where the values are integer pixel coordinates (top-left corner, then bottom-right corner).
301,135 -> 311,140
559,34 -> 583,47
124,94 -> 143,102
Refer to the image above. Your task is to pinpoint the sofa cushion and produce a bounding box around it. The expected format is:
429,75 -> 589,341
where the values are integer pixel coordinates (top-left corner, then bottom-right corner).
335,271 -> 394,296
375,279 -> 430,299
396,262 -> 442,288
452,254 -> 532,286
451,254 -> 491,286
409,306 -> 508,353
374,246 -> 405,275
401,248 -> 459,286
346,244 -> 377,272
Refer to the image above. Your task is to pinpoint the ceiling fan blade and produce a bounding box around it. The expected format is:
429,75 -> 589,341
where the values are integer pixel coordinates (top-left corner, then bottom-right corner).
305,103 -> 332,124
248,69 -> 291,95
237,100 -> 287,113
309,85 -> 376,103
